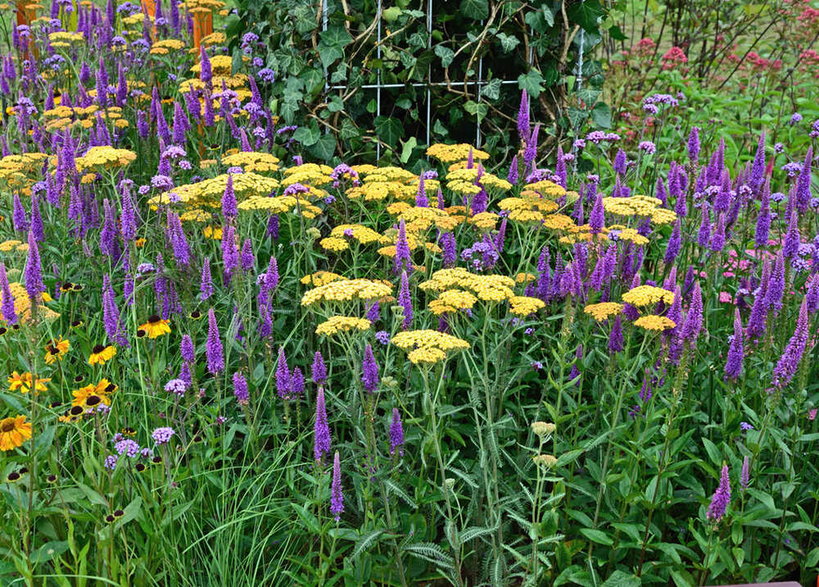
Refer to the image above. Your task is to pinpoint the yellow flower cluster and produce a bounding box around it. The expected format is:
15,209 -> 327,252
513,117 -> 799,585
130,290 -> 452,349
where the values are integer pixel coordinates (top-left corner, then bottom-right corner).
301,279 -> 393,306
523,180 -> 568,198
200,32 -> 227,47
301,271 -> 344,287
221,151 -> 280,173
315,316 -> 372,336
498,195 -> 559,223
0,153 -> 49,191
396,207 -> 459,232
583,302 -> 624,321
190,55 -> 237,76
240,195 -> 322,218
634,315 -> 676,331
468,212 -> 499,230
428,289 -> 477,315
282,164 -> 334,187
178,75 -> 250,96
3,283 -> 59,324
445,168 -> 512,195
603,195 -> 677,225
0,240 -> 28,253
75,146 -> 137,172
150,173 -> 280,208
320,237 -> 349,252
150,39 -> 187,55
420,268 -> 516,302
509,296 -> 546,316
621,285 -> 675,307
329,224 -> 382,245
49,31 -> 84,48
426,143 -> 490,164
391,329 -> 471,364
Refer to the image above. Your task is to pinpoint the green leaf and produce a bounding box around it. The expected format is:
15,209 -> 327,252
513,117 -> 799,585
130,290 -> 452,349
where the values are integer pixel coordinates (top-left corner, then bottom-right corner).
580,528 -> 613,546
293,125 -> 320,147
434,45 -> 455,68
309,134 -> 336,160
601,570 -> 641,587
319,26 -> 353,49
480,78 -> 501,101
374,116 -> 404,147
30,541 -> 69,564
567,0 -> 605,33
496,32 -> 520,52
591,102 -> 612,128
460,0 -> 488,20
464,100 -> 488,120
399,137 -> 417,164
518,70 -> 545,97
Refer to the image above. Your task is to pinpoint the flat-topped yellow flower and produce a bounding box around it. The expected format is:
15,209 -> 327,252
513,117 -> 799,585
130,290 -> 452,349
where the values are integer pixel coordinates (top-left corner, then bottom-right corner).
301,279 -> 393,306
301,271 -> 344,287
74,146 -> 136,172
221,151 -> 280,173
634,315 -> 676,332
315,316 -> 371,336
392,329 -> 470,364
622,285 -> 675,307
584,302 -> 624,321
509,296 -> 546,316
426,143 -> 490,163
428,289 -> 478,315
420,268 -> 516,302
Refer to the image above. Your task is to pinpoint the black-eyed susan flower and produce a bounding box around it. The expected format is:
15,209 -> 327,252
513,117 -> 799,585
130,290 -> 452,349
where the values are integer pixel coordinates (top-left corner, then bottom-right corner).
88,344 -> 116,366
7,372 -> 50,394
94,379 -> 118,395
59,282 -> 74,293
58,405 -> 85,423
71,385 -> 111,409
70,319 -> 84,329
44,337 -> 70,364
139,316 -> 171,338
0,415 -> 32,451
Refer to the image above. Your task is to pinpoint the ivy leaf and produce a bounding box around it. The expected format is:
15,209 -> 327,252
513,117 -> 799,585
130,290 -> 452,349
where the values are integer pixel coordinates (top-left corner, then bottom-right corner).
309,134 -> 337,161
480,78 -> 501,101
293,125 -> 320,147
496,32 -> 520,53
460,0 -> 489,20
374,116 -> 404,147
319,26 -> 353,50
518,70 -> 545,97
464,100 -> 488,119
434,45 -> 455,68
567,0 -> 605,33
399,136 -> 417,164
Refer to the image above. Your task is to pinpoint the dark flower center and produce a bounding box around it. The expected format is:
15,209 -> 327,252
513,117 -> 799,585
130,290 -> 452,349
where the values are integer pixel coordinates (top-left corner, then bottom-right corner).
1,421 -> 16,432
92,345 -> 105,354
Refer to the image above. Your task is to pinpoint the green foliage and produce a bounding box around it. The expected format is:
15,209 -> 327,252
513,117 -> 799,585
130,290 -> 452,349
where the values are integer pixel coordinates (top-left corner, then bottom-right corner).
229,0 -> 610,162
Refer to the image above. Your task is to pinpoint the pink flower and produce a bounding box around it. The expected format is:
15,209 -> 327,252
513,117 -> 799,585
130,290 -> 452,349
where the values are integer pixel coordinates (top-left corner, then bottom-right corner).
719,292 -> 734,304
809,409 -> 817,421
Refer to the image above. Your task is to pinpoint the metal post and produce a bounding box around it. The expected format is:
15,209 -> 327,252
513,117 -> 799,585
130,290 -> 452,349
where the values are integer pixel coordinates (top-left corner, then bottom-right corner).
376,0 -> 382,159
426,0 -> 432,149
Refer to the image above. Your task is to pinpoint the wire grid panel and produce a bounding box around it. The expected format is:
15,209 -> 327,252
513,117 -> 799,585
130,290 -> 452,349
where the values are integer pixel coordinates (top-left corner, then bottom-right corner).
320,0 -> 531,157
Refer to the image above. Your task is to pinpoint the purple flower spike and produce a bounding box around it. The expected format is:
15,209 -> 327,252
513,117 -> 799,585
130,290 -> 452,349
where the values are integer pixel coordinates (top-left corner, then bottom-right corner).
389,408 -> 405,456
330,451 -> 344,521
0,263 -> 18,325
361,344 -> 379,393
233,372 -> 249,404
276,347 -> 291,399
724,309 -> 744,380
771,298 -> 809,389
206,308 -> 224,375
706,465 -> 731,522
23,231 -> 44,300
312,351 -> 327,385
314,386 -> 331,462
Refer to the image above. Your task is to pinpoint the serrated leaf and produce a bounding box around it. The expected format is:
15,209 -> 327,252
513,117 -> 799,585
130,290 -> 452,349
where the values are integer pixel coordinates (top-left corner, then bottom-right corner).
349,529 -> 385,560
